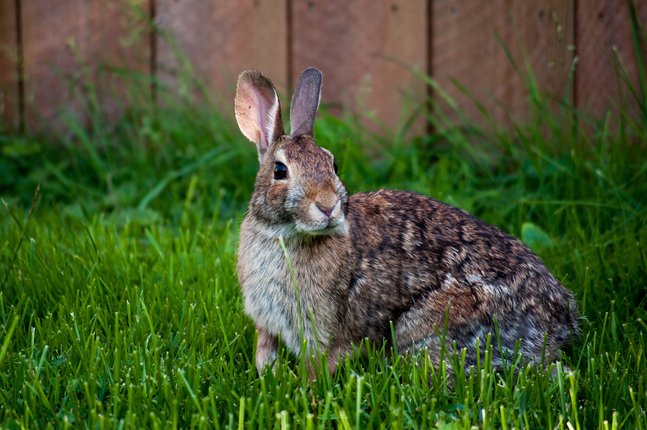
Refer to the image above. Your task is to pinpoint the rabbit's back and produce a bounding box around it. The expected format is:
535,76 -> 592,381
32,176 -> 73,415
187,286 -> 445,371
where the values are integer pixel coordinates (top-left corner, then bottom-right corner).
340,190 -> 579,362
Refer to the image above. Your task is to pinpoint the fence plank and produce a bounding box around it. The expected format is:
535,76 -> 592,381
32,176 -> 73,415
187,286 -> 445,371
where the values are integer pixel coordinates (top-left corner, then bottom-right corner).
291,0 -> 428,134
0,0 -> 20,128
432,0 -> 574,127
576,1 -> 647,120
509,1 -> 574,118
156,0 -> 288,116
21,0 -> 150,131
432,1 -> 506,126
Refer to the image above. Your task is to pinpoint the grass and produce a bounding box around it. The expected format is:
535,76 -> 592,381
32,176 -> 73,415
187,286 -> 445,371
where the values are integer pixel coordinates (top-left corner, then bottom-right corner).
1,48 -> 647,429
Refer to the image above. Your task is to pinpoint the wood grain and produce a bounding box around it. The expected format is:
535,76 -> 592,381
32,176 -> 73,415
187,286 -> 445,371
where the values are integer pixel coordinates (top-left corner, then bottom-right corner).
432,0 -> 574,127
291,0 -> 428,134
576,1 -> 647,120
0,0 -> 20,128
21,0 -> 150,131
156,0 -> 288,117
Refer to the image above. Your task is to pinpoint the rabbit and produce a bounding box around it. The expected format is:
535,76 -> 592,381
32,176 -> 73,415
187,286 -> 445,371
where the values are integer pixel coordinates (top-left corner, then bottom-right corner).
234,67 -> 579,379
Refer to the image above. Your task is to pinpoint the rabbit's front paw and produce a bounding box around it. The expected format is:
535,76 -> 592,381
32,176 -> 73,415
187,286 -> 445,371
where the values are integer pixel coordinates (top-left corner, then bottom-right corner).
255,326 -> 278,375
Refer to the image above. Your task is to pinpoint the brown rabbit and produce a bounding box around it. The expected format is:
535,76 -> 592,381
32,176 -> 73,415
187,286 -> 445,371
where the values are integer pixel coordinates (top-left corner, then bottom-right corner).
235,68 -> 579,378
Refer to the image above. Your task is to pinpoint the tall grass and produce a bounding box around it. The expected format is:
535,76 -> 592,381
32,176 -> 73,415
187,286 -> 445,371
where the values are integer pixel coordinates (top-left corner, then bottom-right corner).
1,23 -> 646,429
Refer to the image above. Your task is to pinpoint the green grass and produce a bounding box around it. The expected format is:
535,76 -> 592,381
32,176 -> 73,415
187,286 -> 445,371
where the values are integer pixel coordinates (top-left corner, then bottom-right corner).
1,59 -> 647,428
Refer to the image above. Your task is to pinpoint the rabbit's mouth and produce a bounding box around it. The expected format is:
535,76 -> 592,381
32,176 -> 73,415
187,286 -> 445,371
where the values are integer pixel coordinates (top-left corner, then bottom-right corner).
294,216 -> 348,236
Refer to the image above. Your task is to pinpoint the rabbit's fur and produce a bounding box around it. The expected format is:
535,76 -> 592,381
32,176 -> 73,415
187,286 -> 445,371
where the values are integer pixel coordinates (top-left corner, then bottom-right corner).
235,68 -> 579,377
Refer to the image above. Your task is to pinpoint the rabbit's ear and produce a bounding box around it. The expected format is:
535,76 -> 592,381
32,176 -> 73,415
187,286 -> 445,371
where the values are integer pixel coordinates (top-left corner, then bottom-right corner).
235,71 -> 284,157
290,68 -> 322,137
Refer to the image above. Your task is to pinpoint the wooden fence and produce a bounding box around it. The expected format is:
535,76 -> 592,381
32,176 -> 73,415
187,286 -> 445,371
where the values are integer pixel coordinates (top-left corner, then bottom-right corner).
1,0 -> 645,134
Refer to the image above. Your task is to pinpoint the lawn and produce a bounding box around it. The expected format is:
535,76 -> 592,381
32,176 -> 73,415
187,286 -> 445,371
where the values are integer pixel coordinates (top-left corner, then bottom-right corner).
1,78 -> 646,428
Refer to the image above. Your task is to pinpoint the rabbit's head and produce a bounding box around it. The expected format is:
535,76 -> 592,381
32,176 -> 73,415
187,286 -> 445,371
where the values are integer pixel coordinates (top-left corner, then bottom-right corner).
235,68 -> 348,238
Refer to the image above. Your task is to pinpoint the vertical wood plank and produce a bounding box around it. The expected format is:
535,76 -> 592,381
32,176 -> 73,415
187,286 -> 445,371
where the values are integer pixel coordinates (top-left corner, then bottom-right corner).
0,0 -> 20,128
432,1 -> 506,126
432,0 -> 574,127
21,0 -> 150,131
291,0 -> 428,133
509,2 -> 574,119
156,0 -> 288,116
576,1 -> 647,120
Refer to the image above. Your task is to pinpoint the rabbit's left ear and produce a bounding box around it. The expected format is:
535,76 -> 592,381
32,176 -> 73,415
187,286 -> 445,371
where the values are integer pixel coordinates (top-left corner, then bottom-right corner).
235,70 -> 284,158
290,68 -> 322,137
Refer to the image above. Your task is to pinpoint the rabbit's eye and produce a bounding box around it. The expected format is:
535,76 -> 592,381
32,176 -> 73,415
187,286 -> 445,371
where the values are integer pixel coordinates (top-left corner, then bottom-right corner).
333,162 -> 339,174
274,162 -> 288,180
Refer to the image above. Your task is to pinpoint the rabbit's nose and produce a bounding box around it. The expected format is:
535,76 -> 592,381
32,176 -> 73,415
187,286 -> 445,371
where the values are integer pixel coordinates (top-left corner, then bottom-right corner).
316,203 -> 335,218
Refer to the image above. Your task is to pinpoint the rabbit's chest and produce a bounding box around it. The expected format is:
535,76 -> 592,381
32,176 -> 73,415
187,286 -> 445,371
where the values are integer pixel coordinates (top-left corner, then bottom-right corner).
238,234 -> 336,354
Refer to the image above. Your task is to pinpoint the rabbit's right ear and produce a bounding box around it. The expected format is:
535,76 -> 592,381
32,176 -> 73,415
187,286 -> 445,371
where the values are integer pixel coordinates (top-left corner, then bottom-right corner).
290,68 -> 322,137
235,71 -> 284,158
